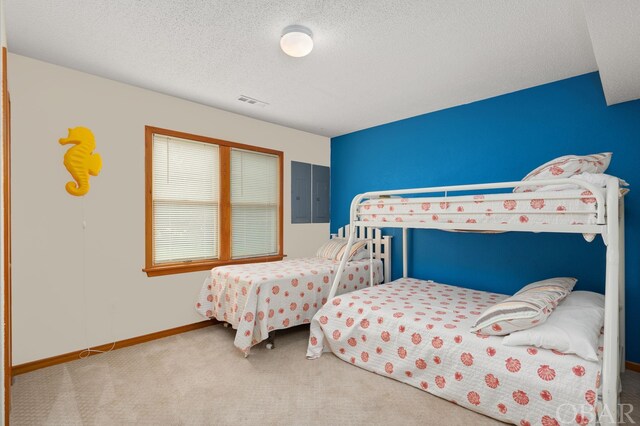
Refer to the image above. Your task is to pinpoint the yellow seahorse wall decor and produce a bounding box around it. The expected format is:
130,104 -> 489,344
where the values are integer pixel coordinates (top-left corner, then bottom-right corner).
59,127 -> 103,196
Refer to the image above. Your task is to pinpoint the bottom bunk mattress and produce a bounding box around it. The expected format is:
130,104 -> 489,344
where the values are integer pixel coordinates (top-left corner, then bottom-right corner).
307,278 -> 602,426
196,257 -> 383,354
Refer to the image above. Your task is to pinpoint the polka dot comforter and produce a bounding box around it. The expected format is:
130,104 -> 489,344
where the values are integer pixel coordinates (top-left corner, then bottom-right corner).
196,257 -> 383,354
307,278 -> 602,426
358,190 -> 600,241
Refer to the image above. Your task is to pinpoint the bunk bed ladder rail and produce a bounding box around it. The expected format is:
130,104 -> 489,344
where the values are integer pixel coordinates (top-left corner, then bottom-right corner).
328,194 -> 371,301
337,224 -> 392,284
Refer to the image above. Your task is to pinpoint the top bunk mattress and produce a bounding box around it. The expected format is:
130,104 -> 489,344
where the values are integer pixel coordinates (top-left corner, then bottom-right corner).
358,190 -> 599,229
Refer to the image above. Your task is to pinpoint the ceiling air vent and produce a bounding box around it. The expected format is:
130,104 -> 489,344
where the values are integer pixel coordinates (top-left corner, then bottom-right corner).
237,95 -> 269,107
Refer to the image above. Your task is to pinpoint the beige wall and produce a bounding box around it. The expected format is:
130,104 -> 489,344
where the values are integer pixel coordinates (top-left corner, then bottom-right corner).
8,53 -> 330,364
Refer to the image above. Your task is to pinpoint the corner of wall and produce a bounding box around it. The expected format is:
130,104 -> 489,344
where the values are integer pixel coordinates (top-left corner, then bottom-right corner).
0,0 -> 7,420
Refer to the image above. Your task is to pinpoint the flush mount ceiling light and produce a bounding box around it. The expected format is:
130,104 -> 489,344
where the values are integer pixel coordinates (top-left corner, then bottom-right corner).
280,25 -> 313,57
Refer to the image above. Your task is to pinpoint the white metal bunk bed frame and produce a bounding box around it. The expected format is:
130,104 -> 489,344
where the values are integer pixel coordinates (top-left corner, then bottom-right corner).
327,177 -> 625,425
333,224 -> 392,284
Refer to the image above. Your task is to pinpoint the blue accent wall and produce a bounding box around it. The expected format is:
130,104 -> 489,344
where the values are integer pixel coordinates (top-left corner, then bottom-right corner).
331,72 -> 640,362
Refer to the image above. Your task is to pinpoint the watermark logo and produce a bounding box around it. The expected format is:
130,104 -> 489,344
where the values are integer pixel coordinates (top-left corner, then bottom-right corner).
556,403 -> 635,424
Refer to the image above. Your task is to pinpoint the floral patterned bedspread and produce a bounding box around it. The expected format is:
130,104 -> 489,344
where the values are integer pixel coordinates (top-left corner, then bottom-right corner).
307,278 -> 602,426
359,191 -> 600,241
196,257 -> 382,354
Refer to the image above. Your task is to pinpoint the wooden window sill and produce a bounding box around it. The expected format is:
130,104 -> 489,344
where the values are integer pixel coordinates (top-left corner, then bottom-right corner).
143,255 -> 285,277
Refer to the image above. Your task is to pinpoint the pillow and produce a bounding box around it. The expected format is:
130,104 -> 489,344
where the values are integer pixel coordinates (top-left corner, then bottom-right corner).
316,239 -> 347,259
502,291 -> 604,361
531,173 -> 628,192
514,153 -> 612,193
315,238 -> 367,262
470,277 -> 576,336
350,246 -> 371,261
335,240 -> 368,261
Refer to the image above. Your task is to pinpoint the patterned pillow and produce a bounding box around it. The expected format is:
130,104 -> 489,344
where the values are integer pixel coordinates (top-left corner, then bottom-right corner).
315,239 -> 367,262
514,153 -> 611,193
470,277 -> 577,336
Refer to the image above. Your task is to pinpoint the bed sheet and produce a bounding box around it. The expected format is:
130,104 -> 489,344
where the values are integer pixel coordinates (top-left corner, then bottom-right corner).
307,278 -> 602,426
196,257 -> 383,354
359,190 -> 599,233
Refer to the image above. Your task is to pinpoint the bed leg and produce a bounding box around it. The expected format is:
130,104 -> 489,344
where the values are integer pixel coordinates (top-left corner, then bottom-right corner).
223,322 -> 230,328
266,331 -> 276,350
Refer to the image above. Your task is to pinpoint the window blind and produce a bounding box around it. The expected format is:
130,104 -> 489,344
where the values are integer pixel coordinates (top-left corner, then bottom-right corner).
230,148 -> 279,259
153,134 -> 219,264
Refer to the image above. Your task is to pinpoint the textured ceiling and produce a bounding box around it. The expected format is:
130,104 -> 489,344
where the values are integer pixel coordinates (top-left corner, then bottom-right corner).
3,1 -> 606,137
583,0 -> 640,106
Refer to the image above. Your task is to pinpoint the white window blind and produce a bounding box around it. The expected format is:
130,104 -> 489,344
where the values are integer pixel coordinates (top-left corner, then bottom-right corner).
153,134 -> 219,264
231,149 -> 279,259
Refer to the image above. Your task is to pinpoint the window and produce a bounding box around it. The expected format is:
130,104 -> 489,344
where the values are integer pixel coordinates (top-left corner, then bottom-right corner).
231,149 -> 279,258
144,126 -> 283,276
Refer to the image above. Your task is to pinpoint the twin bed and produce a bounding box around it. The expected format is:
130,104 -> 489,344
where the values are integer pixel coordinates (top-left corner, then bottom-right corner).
196,153 -> 626,425
195,226 -> 391,354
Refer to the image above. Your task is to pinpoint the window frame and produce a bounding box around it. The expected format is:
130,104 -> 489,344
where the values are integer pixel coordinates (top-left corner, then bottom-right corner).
143,126 -> 284,277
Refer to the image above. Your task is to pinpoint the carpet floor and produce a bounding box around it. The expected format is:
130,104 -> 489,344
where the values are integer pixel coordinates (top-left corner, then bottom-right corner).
10,324 -> 640,425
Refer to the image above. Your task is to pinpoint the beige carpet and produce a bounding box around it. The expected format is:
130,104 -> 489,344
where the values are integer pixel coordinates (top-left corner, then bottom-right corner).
10,325 -> 640,425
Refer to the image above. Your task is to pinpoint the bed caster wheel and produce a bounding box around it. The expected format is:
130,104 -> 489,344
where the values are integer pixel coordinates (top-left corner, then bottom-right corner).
223,323 -> 229,328
266,331 -> 276,349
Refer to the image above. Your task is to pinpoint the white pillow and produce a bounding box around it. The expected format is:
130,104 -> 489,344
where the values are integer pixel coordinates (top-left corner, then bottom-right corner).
350,246 -> 371,261
514,153 -> 611,193
502,291 -> 604,361
533,173 -> 628,192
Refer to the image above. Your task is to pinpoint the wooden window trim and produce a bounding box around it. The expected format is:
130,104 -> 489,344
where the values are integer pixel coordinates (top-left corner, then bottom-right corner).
143,126 -> 284,277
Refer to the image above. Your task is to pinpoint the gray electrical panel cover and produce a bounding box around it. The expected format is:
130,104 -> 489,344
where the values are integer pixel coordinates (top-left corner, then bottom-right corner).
291,161 -> 311,223
312,165 -> 330,223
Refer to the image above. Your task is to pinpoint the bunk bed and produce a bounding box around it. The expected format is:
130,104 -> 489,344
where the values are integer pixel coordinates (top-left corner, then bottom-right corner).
307,176 -> 626,426
196,226 -> 391,355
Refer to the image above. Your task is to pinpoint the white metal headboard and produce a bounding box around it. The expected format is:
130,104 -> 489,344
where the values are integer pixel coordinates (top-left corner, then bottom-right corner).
333,224 -> 392,284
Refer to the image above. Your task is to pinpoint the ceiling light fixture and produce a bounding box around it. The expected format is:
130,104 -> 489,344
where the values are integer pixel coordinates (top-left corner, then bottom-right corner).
280,25 -> 313,58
